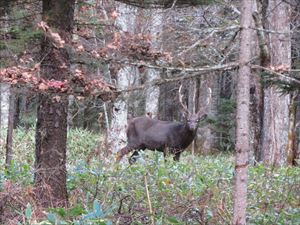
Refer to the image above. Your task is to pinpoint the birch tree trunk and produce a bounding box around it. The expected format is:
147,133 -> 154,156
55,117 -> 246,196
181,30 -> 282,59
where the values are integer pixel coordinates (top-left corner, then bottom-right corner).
145,10 -> 162,117
108,3 -> 137,155
109,67 -> 137,154
0,84 -> 10,130
261,0 -> 291,166
232,0 -> 252,224
0,12 -> 11,135
5,89 -> 15,168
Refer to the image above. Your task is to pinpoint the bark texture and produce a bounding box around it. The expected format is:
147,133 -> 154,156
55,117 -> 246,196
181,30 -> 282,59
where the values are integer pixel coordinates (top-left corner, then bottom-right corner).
232,0 -> 252,224
0,84 -> 10,130
109,67 -> 136,154
5,89 -> 15,168
287,93 -> 297,165
108,3 -> 137,155
261,0 -> 291,166
197,74 -> 218,154
34,0 -> 75,208
249,2 -> 263,164
145,10 -> 162,117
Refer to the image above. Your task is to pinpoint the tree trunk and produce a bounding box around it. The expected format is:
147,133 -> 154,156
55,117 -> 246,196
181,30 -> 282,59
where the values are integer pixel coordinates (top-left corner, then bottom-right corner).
197,74 -> 218,155
145,10 -> 162,117
188,78 -> 198,155
249,1 -> 263,164
0,84 -> 10,131
159,71 -> 178,121
109,66 -> 137,154
5,89 -> 15,169
297,94 -> 300,163
232,0 -> 252,224
0,11 -> 11,135
145,69 -> 160,116
13,93 -> 21,128
287,93 -> 297,165
108,3 -> 137,156
34,0 -> 75,208
261,0 -> 291,166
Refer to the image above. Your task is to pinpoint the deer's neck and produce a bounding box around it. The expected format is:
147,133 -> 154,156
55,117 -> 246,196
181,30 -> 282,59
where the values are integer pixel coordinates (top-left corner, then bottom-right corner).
181,123 -> 197,139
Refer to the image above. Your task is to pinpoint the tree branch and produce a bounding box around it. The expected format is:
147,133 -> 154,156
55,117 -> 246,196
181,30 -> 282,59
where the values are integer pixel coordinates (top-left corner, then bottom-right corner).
114,60 -> 239,73
251,64 -> 300,85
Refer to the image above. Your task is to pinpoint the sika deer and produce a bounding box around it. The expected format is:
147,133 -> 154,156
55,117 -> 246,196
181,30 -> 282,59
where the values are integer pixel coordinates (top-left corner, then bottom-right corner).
116,85 -> 210,163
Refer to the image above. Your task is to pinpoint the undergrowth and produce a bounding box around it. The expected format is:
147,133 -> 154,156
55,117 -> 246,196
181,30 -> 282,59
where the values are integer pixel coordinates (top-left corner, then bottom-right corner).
0,128 -> 299,224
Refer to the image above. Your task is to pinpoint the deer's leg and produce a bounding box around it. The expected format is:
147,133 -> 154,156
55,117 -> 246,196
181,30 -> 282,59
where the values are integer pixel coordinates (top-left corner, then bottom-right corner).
129,150 -> 140,164
173,149 -> 182,161
173,152 -> 181,161
163,147 -> 170,158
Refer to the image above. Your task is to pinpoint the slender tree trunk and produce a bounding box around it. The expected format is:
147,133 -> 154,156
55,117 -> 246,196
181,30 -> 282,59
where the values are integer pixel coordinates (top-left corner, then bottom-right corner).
67,95 -> 75,130
0,11 -> 11,134
261,0 -> 291,166
188,78 -> 198,155
232,0 -> 252,224
249,1 -> 263,164
0,84 -> 10,130
108,3 -> 137,156
13,93 -> 21,128
145,69 -> 160,116
287,93 -> 297,165
5,89 -> 15,169
293,0 -> 300,163
159,71 -> 178,121
197,74 -> 218,155
109,67 -> 136,154
297,94 -> 300,162
34,0 -> 75,208
145,10 -> 162,117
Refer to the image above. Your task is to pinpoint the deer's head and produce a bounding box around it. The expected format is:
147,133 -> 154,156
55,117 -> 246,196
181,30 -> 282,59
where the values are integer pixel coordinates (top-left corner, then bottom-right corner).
178,84 -> 210,131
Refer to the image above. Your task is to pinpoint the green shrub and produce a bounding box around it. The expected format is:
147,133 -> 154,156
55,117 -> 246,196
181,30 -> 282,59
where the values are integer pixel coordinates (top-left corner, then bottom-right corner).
1,128 -> 299,224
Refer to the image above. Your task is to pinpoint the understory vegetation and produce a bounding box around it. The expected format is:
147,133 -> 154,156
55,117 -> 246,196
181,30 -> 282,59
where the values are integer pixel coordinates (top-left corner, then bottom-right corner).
0,128 -> 299,225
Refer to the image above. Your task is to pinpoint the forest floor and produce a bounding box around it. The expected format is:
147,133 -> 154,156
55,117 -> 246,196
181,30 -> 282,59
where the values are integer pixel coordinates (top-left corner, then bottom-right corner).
0,128 -> 299,225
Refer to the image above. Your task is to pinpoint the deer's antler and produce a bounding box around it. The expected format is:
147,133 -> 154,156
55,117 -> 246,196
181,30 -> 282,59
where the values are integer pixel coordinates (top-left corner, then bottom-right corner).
178,85 -> 190,115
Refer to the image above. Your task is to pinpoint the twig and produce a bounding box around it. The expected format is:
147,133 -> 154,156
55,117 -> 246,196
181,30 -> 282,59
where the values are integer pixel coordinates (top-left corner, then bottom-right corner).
144,173 -> 154,225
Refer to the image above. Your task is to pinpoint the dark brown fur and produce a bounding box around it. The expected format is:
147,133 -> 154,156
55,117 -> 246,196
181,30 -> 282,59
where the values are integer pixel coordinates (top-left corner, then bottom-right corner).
116,113 -> 207,163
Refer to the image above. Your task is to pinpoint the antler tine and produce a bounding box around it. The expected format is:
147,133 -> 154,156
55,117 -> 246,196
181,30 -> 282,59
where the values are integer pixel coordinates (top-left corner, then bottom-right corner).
178,84 -> 190,115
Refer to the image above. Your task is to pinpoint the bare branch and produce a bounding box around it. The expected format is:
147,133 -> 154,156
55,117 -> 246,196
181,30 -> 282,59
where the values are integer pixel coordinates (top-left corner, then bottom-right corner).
251,64 -> 300,85
115,60 -> 239,73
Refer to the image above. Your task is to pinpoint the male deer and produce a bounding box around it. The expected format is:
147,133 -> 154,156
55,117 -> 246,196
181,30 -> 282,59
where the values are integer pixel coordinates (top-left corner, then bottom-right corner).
116,85 -> 210,163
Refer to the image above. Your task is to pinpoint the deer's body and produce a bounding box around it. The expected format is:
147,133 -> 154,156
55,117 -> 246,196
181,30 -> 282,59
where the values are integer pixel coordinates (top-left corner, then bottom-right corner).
116,115 -> 205,163
115,85 -> 210,163
130,116 -> 196,149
